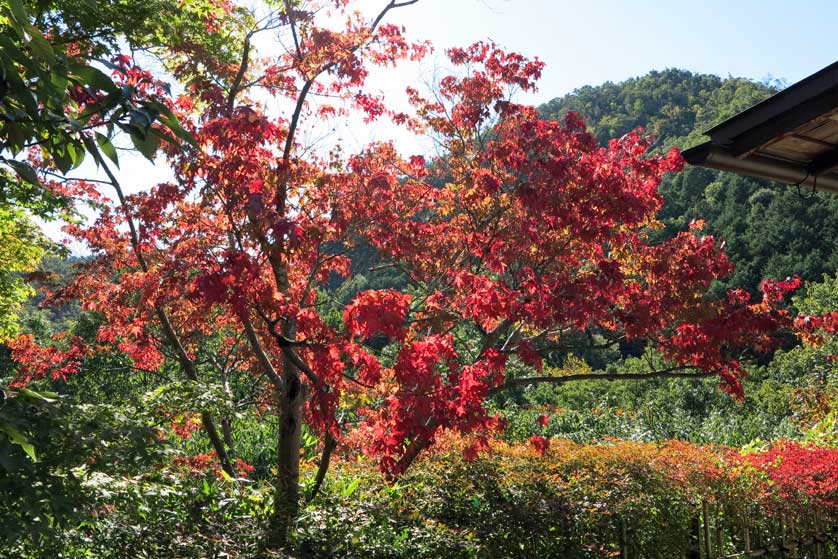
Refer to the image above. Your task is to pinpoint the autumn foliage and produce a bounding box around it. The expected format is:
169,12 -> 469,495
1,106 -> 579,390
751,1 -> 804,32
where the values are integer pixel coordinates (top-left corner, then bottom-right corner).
6,4 -> 829,541
300,436 -> 838,558
416,435 -> 838,514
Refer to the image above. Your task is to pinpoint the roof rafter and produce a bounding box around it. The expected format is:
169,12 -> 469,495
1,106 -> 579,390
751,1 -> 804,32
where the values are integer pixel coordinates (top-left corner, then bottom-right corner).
683,60 -> 838,192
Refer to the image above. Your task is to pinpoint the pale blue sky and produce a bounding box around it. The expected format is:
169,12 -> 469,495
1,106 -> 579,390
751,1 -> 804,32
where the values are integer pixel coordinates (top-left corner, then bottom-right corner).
393,0 -> 837,105
124,0 -> 838,179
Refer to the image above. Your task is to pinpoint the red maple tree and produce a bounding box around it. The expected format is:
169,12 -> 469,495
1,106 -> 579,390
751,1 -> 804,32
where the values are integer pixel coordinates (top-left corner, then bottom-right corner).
10,0 -> 805,544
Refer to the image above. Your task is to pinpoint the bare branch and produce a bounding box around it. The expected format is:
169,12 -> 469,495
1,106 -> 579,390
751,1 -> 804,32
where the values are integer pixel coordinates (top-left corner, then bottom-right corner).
254,305 -> 310,348
280,78 -> 315,168
375,1 -> 420,30
280,345 -> 319,386
285,0 -> 303,62
278,0 -> 418,173
490,366 -> 715,396
306,431 -> 337,502
241,312 -> 284,391
480,318 -> 512,353
226,34 -> 252,112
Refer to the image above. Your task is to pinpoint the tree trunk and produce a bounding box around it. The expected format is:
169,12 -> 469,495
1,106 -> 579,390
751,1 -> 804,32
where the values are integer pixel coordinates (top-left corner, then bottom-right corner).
687,512 -> 701,559
388,429 -> 433,481
268,366 -> 307,548
220,368 -> 238,458
221,418 -> 237,459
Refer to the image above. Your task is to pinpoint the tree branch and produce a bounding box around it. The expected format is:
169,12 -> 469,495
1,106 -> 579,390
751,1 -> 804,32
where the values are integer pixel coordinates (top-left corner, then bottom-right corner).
306,431 -> 337,502
480,318 -> 512,354
285,0 -> 303,62
490,367 -> 715,396
226,34 -> 252,112
254,305 -> 310,348
241,312 -> 284,391
388,422 -> 435,481
375,1 -> 420,29
278,0 -> 418,176
280,345 -> 319,385
88,145 -> 236,477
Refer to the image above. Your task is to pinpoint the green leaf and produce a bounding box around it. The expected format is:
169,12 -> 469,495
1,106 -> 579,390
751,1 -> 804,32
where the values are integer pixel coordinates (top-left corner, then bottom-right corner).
81,133 -> 100,168
25,29 -> 55,64
0,35 -> 32,72
95,132 -> 119,167
97,57 -> 129,77
0,420 -> 37,462
51,145 -> 73,174
130,129 -> 159,161
66,140 -> 85,168
17,388 -> 58,403
340,478 -> 360,498
78,91 -> 122,122
4,122 -> 26,152
69,63 -> 118,94
129,107 -> 156,133
144,100 -> 197,148
49,69 -> 69,94
6,0 -> 28,27
6,160 -> 40,186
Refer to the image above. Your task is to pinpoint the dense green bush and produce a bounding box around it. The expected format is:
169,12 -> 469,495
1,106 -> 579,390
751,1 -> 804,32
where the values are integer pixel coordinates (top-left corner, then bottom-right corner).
291,439 -> 838,559
4,416 -> 838,558
0,382 -> 168,555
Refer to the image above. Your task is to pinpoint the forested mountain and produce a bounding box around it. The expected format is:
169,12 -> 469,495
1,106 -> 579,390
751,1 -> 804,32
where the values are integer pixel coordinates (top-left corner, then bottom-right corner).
495,69 -> 838,447
539,69 -> 838,294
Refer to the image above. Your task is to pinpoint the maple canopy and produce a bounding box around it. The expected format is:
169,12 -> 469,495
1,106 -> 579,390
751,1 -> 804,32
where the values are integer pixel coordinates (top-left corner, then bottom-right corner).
8,0 -> 810,487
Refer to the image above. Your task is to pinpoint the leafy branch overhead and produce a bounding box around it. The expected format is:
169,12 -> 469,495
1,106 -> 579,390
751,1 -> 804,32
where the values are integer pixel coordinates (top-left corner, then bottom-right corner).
0,0 -> 195,204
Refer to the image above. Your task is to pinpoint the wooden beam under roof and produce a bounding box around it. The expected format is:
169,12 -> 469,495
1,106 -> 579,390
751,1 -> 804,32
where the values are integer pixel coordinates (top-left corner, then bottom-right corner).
682,60 -> 838,192
727,88 -> 838,157
809,145 -> 838,176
